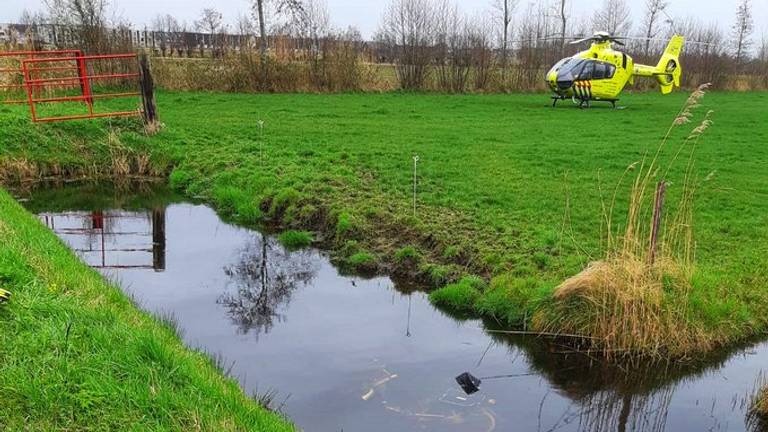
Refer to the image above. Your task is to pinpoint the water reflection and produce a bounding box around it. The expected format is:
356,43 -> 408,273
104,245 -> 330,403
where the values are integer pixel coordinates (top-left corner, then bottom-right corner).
485,330 -> 759,432
39,208 -> 167,271
219,233 -> 318,336
15,182 -> 768,432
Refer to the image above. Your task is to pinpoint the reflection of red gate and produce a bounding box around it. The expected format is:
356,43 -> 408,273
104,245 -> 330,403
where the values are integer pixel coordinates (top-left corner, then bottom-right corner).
21,53 -> 142,123
0,50 -> 82,105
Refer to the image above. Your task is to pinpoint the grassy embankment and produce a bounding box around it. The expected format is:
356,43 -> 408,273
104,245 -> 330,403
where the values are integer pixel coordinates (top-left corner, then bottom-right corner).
1,91 -> 767,360
0,189 -> 294,430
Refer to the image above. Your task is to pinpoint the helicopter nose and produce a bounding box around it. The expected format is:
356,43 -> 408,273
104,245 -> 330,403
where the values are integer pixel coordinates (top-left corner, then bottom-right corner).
555,70 -> 575,93
556,79 -> 573,90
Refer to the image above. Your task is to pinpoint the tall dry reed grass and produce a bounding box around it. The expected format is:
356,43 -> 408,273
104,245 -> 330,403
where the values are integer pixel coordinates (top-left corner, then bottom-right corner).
535,84 -> 718,359
748,380 -> 768,431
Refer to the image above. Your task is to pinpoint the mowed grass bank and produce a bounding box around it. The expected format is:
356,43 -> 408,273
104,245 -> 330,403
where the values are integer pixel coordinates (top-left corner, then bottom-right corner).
0,190 -> 293,430
1,91 -> 767,359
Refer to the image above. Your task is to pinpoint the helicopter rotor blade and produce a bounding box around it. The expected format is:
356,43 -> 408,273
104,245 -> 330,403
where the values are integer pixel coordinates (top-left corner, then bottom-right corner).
569,37 -> 592,45
612,39 -> 626,46
613,36 -> 717,47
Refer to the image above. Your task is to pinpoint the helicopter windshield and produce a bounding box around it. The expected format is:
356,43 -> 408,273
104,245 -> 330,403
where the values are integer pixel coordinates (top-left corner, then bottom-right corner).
547,58 -> 573,76
560,59 -> 587,77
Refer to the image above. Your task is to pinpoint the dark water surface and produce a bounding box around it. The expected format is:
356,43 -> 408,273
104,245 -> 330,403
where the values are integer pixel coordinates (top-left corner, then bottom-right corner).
15,183 -> 768,432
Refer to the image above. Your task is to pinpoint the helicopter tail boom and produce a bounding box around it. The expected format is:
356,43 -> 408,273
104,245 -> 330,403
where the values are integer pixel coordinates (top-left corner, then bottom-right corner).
634,35 -> 685,94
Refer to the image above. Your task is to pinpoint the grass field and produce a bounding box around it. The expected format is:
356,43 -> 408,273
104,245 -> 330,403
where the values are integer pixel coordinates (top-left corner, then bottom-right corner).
1,91 -> 767,359
0,189 -> 294,430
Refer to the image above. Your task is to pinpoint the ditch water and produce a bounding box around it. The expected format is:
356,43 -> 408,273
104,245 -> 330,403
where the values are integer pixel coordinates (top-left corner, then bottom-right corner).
14,182 -> 768,432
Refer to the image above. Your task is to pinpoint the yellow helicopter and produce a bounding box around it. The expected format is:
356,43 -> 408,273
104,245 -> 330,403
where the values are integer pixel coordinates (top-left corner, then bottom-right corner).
547,32 -> 684,108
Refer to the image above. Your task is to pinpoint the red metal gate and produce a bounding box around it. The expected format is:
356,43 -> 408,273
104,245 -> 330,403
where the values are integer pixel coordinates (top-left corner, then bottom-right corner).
21,53 -> 142,122
0,50 -> 82,105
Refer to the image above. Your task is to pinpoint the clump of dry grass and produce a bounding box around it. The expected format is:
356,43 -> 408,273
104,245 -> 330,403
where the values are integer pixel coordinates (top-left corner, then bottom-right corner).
537,84 -> 717,359
757,388 -> 768,415
143,120 -> 163,136
0,158 -> 40,183
748,382 -> 768,431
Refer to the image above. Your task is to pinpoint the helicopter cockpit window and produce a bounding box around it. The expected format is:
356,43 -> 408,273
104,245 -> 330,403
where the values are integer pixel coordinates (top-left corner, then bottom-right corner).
559,59 -> 586,76
593,63 -> 608,79
552,58 -> 571,71
576,61 -> 595,80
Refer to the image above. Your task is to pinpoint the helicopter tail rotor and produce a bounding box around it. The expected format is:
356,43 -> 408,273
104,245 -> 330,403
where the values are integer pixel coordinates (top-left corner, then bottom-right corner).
655,35 -> 684,94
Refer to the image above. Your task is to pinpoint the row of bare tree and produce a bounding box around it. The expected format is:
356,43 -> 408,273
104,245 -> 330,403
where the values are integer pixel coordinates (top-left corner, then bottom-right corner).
7,0 -> 768,92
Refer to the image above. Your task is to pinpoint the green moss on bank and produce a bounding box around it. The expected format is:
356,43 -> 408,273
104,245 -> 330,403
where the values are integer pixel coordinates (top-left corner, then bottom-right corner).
0,190 -> 293,431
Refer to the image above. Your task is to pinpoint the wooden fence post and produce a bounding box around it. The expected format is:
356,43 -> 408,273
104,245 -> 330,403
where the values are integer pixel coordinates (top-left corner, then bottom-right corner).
138,53 -> 158,126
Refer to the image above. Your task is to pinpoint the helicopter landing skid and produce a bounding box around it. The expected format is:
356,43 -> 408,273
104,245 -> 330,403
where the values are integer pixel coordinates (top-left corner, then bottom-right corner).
551,95 -> 619,109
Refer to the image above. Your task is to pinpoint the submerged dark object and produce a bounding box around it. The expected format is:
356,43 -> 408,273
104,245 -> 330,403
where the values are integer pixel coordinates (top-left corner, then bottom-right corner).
456,371 -> 538,394
455,372 -> 482,395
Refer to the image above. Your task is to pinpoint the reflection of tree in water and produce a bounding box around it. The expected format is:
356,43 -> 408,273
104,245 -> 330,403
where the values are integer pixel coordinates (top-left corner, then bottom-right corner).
571,387 -> 674,432
482,326 -> 756,432
219,233 -> 318,336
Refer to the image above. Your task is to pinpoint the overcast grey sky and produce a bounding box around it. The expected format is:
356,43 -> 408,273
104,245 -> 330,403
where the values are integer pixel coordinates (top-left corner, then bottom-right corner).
1,0 -> 766,41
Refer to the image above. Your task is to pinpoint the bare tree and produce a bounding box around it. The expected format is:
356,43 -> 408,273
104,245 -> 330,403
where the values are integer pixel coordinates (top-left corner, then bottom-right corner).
196,8 -> 223,35
44,0 -> 109,52
731,0 -> 754,65
196,8 -> 223,57
218,234 -> 317,336
671,18 -> 729,88
592,0 -> 632,36
179,22 -> 196,57
18,10 -> 47,50
236,13 -> 257,53
492,0 -> 517,81
377,0 -> 436,90
468,14 -> 495,90
556,0 -> 568,53
515,2 -> 556,90
640,0 -> 667,57
301,0 -> 330,57
152,14 -> 180,56
251,0 -> 306,83
434,1 -> 471,92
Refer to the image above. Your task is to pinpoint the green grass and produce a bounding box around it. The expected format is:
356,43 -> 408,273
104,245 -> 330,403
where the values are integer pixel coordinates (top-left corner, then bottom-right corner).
0,190 -> 293,430
1,91 -> 767,358
345,252 -> 377,272
428,276 -> 486,314
277,230 -> 314,249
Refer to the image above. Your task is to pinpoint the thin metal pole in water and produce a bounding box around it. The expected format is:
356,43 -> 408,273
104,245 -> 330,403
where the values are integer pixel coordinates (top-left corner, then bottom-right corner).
413,155 -> 419,218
